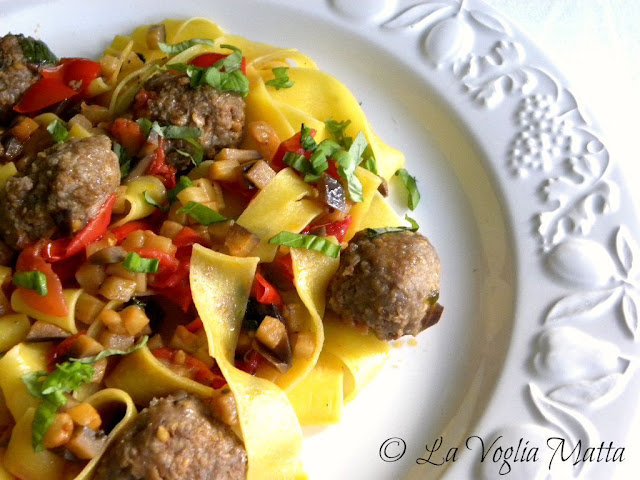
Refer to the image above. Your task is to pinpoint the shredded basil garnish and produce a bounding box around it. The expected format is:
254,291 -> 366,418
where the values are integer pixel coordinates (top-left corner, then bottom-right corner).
123,251 -> 160,273
265,67 -> 294,90
113,141 -> 131,178
177,201 -> 228,225
268,232 -> 341,258
12,270 -> 47,296
324,117 -> 377,174
22,362 -> 95,451
364,215 -> 420,238
17,35 -> 57,65
170,45 -> 249,97
395,168 -> 421,210
46,119 -> 69,143
143,190 -> 169,212
136,117 -> 153,137
168,176 -> 193,203
70,336 -> 148,364
157,38 -> 216,55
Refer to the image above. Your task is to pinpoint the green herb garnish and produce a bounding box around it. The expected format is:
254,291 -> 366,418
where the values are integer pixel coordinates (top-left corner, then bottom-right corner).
170,45 -> 249,97
268,232 -> 341,258
46,119 -> 69,143
168,176 -> 193,204
22,362 -> 95,451
113,141 -> 131,178
143,190 -> 169,212
364,215 -> 420,237
12,270 -> 47,296
177,201 -> 227,225
157,38 -> 216,55
395,168 -> 420,210
70,336 -> 148,364
123,251 -> 160,274
265,67 -> 294,90
17,36 -> 57,65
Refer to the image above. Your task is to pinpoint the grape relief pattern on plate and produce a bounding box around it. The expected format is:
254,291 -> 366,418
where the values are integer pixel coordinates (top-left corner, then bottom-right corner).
329,0 -> 638,477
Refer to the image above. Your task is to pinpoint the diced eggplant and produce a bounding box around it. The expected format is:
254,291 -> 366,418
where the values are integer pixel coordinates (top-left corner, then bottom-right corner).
317,173 -> 347,212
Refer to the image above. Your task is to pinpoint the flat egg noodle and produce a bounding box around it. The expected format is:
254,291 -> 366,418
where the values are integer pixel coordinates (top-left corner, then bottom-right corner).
190,245 -> 304,480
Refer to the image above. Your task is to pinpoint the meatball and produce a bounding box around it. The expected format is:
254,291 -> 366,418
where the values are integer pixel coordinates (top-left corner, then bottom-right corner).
328,230 -> 443,341
0,34 -> 54,124
94,392 -> 247,480
0,135 -> 120,248
140,72 -> 245,162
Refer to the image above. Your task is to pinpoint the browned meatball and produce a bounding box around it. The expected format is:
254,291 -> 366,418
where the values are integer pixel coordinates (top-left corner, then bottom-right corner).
0,135 -> 120,248
141,72 -> 245,161
328,230 -> 443,341
95,392 -> 247,480
0,34 -> 55,124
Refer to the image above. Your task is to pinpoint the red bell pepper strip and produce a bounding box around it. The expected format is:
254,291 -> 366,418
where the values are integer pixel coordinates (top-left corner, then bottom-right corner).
15,243 -> 68,318
236,349 -> 263,376
110,118 -> 146,156
14,58 -> 102,113
146,138 -> 176,189
304,215 -> 353,243
47,331 -> 87,370
274,253 -> 294,283
13,78 -> 78,114
189,52 -> 247,74
185,317 -> 204,333
43,194 -> 117,262
111,220 -> 154,243
172,227 -> 208,248
251,272 -> 282,306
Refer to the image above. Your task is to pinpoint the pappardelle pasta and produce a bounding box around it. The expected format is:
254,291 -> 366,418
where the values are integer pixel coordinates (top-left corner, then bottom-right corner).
0,18 -> 443,480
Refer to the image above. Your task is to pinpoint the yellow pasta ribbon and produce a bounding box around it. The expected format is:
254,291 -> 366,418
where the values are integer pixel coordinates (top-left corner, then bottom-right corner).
0,342 -> 50,422
236,168 -> 323,262
111,175 -> 167,227
105,347 -> 214,405
0,314 -> 30,353
190,245 -> 304,480
11,288 -> 82,334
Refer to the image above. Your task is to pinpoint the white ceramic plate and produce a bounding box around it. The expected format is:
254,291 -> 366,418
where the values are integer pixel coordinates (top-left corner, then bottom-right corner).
2,1 -> 638,478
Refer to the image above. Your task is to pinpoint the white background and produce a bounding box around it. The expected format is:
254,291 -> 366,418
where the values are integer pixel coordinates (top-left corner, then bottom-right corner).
490,2 -> 640,479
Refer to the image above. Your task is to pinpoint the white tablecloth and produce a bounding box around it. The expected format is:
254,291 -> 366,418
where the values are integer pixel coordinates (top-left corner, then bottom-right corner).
490,2 -> 640,478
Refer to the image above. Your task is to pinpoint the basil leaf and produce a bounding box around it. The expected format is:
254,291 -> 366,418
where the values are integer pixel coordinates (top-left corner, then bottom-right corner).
113,141 -> 131,178
123,251 -> 160,274
158,38 -> 215,55
46,119 -> 69,143
268,232 -> 341,258
143,190 -> 169,212
177,201 -> 227,225
333,148 -> 363,203
17,35 -> 57,65
22,361 -> 95,451
395,168 -> 421,210
181,138 -> 204,166
364,215 -> 420,238
71,336 -> 149,364
161,125 -> 202,140
169,45 -> 249,97
324,118 -> 352,150
360,145 -> 378,174
283,152 -> 313,175
168,176 -> 193,203
12,270 -> 47,296
299,124 -> 317,151
136,118 -> 153,137
215,44 -> 243,72
265,66 -> 294,90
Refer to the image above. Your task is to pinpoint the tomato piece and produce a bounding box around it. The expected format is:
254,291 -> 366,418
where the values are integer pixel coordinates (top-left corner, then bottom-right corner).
251,272 -> 282,306
185,318 -> 204,333
13,77 -> 78,113
189,52 -> 247,74
273,253 -> 294,282
305,215 -> 353,243
110,118 -> 146,155
146,138 -> 176,189
15,243 -> 68,318
132,248 -> 179,270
